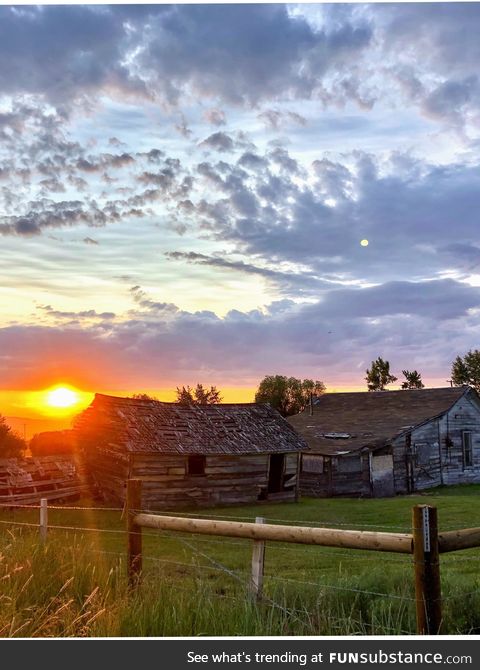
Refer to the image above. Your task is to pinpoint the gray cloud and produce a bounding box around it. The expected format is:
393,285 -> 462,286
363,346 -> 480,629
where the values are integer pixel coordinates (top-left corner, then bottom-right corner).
2,277 -> 478,390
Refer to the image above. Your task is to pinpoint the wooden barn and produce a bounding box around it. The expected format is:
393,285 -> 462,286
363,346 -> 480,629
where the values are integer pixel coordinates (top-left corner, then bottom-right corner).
75,394 -> 307,509
289,386 -> 480,498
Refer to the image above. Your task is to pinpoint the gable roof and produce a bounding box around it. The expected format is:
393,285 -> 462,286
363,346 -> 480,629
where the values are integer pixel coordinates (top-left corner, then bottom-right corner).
288,386 -> 472,456
75,394 -> 307,455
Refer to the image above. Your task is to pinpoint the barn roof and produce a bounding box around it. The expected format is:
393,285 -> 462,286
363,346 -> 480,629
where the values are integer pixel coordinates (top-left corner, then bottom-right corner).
288,386 -> 471,456
76,394 -> 307,455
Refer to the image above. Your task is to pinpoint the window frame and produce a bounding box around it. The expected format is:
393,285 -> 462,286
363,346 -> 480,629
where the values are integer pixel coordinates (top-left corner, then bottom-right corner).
462,431 -> 473,469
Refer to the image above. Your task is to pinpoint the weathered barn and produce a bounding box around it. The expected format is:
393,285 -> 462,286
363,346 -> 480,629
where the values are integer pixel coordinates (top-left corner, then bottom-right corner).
288,386 -> 480,498
75,394 -> 307,509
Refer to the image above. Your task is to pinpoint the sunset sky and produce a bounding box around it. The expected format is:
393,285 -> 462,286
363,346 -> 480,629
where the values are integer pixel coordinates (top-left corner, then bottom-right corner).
1,2 -> 480,425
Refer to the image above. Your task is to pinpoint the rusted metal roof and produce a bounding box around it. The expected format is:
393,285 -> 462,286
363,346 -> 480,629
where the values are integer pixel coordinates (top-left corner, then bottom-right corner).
288,386 -> 471,456
75,394 -> 307,455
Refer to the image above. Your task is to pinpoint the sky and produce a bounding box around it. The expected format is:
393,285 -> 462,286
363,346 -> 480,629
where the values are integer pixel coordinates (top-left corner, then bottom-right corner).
1,2 -> 480,422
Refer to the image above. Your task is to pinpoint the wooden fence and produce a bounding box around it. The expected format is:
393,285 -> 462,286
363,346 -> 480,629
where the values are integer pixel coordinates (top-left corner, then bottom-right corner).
125,479 -> 480,636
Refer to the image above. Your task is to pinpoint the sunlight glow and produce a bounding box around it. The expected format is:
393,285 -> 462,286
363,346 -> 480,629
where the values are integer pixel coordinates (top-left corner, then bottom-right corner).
46,386 -> 80,408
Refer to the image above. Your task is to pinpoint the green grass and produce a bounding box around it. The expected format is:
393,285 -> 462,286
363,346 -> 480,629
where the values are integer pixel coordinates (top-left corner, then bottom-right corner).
1,485 -> 480,636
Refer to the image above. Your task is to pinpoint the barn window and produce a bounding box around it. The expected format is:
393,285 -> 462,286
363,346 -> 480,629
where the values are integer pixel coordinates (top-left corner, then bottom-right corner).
462,431 -> 473,468
187,455 -> 206,475
302,455 -> 324,473
337,455 -> 362,473
415,442 -> 430,466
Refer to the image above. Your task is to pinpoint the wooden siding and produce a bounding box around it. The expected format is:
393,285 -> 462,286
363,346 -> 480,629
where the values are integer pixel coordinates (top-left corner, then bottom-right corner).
85,451 -> 299,509
134,453 -> 298,509
300,452 -> 371,498
392,390 -> 480,493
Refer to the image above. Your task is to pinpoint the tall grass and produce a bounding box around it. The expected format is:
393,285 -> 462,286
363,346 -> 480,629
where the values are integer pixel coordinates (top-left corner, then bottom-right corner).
2,487 -> 480,637
1,527 -> 480,636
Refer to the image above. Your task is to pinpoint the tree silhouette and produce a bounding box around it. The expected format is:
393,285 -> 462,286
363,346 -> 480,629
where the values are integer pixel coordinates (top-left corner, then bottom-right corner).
254,375 -> 326,417
365,357 -> 397,391
0,415 -> 26,457
175,384 -> 222,405
451,350 -> 480,392
401,370 -> 425,389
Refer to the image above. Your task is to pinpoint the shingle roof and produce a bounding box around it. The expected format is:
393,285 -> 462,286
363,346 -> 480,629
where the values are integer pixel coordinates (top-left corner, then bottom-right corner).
75,394 -> 307,455
288,387 -> 471,456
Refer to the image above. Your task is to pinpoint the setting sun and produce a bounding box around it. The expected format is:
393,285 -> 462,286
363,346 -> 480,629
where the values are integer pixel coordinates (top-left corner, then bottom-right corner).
47,386 -> 79,408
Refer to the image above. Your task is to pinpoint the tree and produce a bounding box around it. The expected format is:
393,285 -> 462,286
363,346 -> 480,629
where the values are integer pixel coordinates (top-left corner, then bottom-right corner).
0,415 -> 26,457
365,357 -> 397,391
451,350 -> 480,392
401,370 -> 425,390
30,430 -> 75,456
175,384 -> 222,406
131,393 -> 158,400
254,375 -> 326,417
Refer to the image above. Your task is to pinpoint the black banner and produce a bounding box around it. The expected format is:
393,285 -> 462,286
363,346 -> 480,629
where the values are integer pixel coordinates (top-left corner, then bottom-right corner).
0,638 -> 478,669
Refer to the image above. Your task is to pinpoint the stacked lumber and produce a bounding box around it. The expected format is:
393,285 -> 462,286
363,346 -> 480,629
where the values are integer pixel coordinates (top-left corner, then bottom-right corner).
0,455 -> 88,505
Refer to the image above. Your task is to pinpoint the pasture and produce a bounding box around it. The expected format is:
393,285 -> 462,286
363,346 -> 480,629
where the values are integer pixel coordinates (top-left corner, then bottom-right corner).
1,485 -> 480,637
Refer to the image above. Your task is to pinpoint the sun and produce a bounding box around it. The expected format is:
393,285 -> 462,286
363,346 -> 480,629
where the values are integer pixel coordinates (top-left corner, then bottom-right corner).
46,386 -> 80,408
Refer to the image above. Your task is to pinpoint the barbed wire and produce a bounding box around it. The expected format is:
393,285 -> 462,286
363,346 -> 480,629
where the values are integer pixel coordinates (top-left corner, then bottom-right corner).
264,574 -> 417,602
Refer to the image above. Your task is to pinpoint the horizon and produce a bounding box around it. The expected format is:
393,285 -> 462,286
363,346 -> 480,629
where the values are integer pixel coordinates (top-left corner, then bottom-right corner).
2,380 -> 461,439
1,4 -> 480,432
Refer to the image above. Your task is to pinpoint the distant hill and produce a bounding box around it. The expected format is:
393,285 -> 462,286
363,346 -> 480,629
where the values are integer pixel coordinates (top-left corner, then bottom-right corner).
4,416 -> 73,441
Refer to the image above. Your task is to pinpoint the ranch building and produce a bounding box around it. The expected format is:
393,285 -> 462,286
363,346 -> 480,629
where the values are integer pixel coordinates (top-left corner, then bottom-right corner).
75,393 -> 307,509
288,386 -> 480,498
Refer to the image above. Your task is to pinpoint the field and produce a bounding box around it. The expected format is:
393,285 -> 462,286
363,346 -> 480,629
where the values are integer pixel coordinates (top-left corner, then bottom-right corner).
1,485 -> 480,637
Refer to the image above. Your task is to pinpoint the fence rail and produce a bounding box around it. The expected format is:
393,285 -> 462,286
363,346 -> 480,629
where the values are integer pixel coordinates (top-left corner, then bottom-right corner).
2,480 -> 480,636
125,479 -> 480,636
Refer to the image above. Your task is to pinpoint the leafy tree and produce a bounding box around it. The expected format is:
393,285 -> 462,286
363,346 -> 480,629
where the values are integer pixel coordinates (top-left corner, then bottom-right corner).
0,415 -> 26,457
30,430 -> 75,456
451,350 -> 480,392
131,393 -> 158,400
175,384 -> 222,406
254,375 -> 326,417
365,357 -> 398,391
401,370 -> 425,390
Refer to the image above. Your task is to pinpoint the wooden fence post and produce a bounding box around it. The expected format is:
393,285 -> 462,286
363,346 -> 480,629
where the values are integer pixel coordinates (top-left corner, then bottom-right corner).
412,504 -> 442,634
127,479 -> 142,586
39,498 -> 48,543
251,517 -> 265,601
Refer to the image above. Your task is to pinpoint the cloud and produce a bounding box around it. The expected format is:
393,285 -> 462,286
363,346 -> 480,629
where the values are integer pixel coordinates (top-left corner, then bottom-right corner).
2,278 -> 478,390
203,109 -> 226,126
0,5 -> 148,106
199,132 -> 236,153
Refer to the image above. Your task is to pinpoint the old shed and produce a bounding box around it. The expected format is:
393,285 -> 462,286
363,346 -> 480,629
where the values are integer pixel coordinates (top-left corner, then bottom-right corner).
75,394 -> 307,509
289,386 -> 480,497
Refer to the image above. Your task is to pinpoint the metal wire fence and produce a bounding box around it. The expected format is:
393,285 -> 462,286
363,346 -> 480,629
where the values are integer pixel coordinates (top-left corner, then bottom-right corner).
1,495 -> 480,636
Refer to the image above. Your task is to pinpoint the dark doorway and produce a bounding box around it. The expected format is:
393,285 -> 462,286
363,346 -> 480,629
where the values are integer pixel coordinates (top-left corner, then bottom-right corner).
268,453 -> 285,493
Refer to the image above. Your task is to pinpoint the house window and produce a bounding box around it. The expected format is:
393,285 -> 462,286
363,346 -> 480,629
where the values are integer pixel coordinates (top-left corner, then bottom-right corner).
462,432 -> 473,468
188,455 -> 206,475
415,442 -> 430,466
302,455 -> 324,474
337,455 -> 362,473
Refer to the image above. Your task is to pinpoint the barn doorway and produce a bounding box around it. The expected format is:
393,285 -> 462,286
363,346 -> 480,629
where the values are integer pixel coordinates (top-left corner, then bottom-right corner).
268,453 -> 285,493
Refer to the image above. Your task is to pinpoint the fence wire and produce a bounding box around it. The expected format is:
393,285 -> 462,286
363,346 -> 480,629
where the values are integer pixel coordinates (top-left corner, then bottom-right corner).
1,499 -> 480,634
